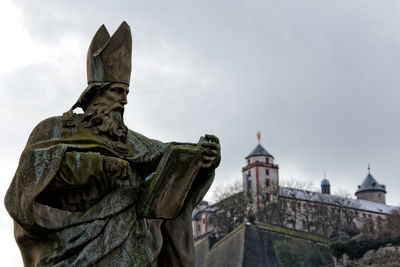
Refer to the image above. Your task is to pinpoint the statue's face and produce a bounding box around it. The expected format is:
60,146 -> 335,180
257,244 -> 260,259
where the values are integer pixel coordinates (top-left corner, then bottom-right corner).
102,83 -> 129,111
83,82 -> 129,143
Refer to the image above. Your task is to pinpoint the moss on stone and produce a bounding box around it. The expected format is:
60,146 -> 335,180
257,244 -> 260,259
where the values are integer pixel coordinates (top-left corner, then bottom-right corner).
211,222 -> 246,249
256,222 -> 331,244
274,239 -> 331,267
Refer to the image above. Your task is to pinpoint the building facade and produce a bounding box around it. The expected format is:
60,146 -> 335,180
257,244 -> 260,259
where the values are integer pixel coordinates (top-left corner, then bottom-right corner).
192,139 -> 396,240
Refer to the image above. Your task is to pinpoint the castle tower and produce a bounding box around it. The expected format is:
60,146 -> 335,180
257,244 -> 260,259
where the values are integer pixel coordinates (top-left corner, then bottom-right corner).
242,132 -> 279,215
355,165 -> 386,204
321,173 -> 331,194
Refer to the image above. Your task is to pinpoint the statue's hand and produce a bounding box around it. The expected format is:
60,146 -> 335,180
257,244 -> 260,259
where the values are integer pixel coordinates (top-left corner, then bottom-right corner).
197,134 -> 221,171
103,156 -> 131,181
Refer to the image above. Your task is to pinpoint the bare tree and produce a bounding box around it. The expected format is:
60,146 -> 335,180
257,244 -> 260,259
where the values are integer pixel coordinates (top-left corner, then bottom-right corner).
299,191 -> 317,233
209,181 -> 251,235
374,208 -> 400,239
384,208 -> 400,238
257,181 -> 284,225
280,179 -> 316,232
281,178 -> 315,191
361,215 -> 376,239
332,190 -> 361,239
313,197 -> 331,237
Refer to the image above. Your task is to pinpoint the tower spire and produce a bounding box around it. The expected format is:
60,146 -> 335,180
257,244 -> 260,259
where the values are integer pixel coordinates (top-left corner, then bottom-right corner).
368,163 -> 371,174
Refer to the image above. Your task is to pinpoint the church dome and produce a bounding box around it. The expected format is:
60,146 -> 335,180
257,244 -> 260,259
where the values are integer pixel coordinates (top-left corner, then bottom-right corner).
356,173 -> 386,193
321,178 -> 330,186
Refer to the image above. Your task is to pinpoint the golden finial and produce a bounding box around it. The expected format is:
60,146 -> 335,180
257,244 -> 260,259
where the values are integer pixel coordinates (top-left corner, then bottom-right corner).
257,131 -> 261,144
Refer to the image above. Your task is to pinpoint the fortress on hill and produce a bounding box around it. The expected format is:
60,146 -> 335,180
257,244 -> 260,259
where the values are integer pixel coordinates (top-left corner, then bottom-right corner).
192,134 -> 396,240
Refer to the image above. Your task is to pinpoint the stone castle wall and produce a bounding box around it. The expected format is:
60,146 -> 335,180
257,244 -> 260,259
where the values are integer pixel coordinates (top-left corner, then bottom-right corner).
356,190 -> 385,204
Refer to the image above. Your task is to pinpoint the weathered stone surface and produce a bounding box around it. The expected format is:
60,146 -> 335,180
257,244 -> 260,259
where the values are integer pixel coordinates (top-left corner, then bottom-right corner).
5,21 -> 220,267
195,223 -> 332,267
207,226 -> 246,267
335,246 -> 400,267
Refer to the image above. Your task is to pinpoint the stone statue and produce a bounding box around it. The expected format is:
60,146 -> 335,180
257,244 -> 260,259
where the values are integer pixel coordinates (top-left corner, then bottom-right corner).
4,21 -> 220,267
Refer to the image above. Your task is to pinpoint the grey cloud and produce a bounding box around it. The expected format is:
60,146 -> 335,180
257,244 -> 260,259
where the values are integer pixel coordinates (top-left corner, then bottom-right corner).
3,0 -> 400,208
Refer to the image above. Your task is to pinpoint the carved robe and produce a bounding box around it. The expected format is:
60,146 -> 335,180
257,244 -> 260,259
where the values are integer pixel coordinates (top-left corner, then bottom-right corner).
5,114 -> 214,266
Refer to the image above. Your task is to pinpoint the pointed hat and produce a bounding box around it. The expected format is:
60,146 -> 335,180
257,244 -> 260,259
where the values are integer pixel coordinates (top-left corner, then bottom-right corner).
87,21 -> 132,85
71,22 -> 132,111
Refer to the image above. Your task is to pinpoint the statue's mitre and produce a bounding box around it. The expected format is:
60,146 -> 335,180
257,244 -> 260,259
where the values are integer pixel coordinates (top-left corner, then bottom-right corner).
87,21 -> 132,85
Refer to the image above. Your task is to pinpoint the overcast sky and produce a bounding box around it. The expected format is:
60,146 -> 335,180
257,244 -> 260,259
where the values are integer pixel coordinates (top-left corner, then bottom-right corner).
1,0 -> 400,265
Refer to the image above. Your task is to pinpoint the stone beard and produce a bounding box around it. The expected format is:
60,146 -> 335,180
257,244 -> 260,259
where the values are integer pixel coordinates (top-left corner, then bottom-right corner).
81,89 -> 128,144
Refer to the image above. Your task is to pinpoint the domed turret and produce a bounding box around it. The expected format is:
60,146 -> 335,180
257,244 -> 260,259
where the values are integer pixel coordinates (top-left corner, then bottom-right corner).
355,165 -> 386,204
321,175 -> 330,194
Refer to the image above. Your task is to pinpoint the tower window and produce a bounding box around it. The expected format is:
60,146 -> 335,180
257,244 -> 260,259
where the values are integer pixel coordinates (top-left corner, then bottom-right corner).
265,157 -> 269,164
266,178 -> 270,187
266,169 -> 269,175
247,159 -> 250,165
248,171 -> 251,177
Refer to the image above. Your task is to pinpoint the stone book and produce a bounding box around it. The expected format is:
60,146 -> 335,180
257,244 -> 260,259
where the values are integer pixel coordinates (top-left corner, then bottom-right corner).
138,145 -> 203,219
